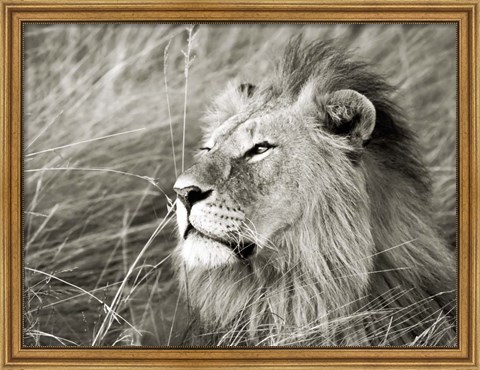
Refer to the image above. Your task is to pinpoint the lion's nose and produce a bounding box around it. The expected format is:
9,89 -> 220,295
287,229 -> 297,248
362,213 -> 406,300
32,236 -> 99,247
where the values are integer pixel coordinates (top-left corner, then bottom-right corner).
174,177 -> 213,209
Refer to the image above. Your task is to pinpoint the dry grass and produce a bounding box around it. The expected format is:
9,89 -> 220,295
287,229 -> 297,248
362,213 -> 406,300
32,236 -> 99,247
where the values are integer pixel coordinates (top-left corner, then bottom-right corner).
23,24 -> 456,346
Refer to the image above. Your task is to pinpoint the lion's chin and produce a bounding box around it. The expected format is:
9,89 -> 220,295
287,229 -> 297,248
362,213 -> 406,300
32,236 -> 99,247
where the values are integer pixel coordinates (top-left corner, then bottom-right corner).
179,231 -> 239,270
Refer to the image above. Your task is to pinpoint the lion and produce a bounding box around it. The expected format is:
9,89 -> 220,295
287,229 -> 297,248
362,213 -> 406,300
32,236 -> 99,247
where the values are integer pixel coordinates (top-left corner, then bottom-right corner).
172,38 -> 456,346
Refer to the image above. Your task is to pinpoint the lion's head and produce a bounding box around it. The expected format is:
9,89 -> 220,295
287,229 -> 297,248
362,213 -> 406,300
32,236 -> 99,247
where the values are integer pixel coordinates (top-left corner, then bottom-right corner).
173,39 -> 456,346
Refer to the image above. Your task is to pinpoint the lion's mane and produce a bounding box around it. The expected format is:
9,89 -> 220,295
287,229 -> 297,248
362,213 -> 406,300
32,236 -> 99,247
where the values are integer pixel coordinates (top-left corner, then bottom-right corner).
176,38 -> 456,347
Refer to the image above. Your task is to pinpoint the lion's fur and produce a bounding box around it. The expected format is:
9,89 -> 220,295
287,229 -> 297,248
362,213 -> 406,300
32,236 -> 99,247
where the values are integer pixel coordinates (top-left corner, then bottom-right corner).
175,38 -> 456,346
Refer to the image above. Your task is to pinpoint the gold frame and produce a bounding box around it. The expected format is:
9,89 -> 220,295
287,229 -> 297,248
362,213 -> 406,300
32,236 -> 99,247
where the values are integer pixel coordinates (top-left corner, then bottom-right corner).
1,1 -> 478,369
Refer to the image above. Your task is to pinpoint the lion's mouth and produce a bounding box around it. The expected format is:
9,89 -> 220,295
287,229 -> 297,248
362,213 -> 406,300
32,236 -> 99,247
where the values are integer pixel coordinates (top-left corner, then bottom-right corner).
184,223 -> 256,259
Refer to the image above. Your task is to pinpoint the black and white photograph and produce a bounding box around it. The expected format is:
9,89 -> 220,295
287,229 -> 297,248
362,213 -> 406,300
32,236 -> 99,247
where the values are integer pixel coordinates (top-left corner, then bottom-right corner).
23,23 -> 457,347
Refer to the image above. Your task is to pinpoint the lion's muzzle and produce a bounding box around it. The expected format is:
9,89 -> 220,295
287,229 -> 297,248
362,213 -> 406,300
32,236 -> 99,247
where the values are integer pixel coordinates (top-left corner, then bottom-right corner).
174,172 -> 257,267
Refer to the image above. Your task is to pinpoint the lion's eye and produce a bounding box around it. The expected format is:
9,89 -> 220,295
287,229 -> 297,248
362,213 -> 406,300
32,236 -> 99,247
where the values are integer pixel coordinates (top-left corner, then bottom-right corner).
252,145 -> 270,155
196,146 -> 212,158
245,142 -> 275,162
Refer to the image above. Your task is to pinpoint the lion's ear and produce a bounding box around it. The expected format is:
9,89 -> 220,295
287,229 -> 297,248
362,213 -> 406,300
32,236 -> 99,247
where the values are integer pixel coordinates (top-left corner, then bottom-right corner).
238,83 -> 256,98
324,89 -> 376,148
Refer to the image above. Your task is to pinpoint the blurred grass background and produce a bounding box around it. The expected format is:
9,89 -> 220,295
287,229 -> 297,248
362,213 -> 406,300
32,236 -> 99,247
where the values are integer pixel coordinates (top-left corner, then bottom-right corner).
23,23 -> 456,346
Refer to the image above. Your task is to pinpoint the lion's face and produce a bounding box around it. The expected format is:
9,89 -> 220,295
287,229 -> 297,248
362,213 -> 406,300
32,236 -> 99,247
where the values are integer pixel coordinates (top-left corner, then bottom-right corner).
174,84 -> 376,269
175,109 -> 307,268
